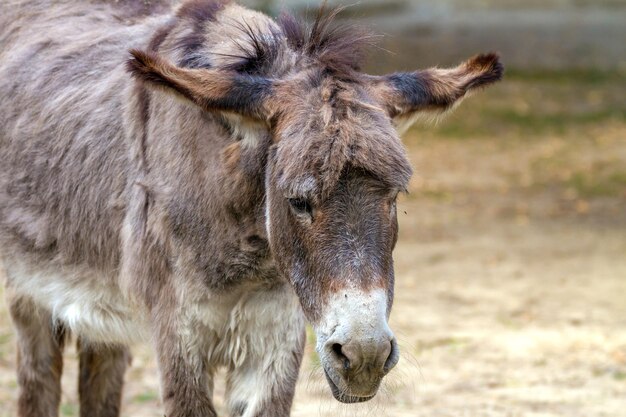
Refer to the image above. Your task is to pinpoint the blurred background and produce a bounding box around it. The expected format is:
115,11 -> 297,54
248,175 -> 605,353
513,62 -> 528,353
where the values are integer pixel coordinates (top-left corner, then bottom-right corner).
1,1 -> 625,416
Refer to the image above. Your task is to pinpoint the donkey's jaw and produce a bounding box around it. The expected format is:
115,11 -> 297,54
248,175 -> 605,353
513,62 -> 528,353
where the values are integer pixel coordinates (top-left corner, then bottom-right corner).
323,369 -> 377,403
314,288 -> 397,401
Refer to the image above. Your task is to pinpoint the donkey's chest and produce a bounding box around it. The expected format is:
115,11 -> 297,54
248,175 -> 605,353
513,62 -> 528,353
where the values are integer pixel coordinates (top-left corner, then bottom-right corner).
183,231 -> 278,290
168,185 -> 275,289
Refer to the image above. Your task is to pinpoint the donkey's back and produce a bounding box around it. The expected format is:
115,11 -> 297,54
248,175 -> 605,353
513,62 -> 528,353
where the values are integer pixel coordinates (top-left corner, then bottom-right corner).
0,1 -> 164,271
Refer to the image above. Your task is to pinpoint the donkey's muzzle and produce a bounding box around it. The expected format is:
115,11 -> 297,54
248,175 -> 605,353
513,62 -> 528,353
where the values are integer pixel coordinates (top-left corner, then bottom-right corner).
323,335 -> 399,402
315,288 -> 398,402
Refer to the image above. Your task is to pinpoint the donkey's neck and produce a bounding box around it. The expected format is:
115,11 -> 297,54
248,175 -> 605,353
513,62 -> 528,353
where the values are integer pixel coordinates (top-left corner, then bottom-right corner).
139,90 -> 275,290
122,0 -> 289,291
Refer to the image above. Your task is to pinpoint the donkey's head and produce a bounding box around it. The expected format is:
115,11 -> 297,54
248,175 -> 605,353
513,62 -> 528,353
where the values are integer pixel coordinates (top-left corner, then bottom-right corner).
128,1 -> 502,403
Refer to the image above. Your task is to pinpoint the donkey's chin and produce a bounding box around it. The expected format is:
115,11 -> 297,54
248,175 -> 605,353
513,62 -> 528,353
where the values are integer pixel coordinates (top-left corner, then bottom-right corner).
323,369 -> 379,404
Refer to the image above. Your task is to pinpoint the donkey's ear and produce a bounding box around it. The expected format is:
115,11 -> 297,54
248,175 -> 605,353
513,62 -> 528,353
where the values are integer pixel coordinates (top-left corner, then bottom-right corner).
127,49 -> 274,121
369,53 -> 503,134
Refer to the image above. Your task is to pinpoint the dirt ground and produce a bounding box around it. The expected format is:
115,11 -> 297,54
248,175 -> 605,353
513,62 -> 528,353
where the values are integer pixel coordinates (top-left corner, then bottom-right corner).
0,72 -> 625,416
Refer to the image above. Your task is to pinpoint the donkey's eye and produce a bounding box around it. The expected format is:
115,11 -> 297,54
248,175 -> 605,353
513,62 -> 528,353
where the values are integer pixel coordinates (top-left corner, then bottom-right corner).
288,198 -> 312,216
388,194 -> 399,214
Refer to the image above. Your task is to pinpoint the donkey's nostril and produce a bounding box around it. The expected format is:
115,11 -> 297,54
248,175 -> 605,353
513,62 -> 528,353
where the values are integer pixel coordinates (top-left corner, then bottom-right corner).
383,338 -> 400,373
331,343 -> 351,370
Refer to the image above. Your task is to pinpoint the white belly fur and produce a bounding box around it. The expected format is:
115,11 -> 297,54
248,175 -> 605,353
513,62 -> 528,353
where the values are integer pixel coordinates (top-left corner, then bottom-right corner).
4,260 -> 148,345
2,259 -> 304,362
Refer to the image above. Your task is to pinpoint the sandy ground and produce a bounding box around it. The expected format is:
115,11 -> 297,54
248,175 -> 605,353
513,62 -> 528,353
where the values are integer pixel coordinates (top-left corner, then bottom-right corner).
0,75 -> 625,416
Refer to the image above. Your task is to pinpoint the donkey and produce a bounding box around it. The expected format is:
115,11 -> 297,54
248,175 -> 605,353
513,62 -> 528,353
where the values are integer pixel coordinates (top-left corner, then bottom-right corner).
0,0 -> 503,416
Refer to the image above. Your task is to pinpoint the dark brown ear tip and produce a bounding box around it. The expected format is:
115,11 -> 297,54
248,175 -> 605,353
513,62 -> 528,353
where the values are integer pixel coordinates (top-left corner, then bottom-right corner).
129,49 -> 150,63
126,60 -> 142,77
468,52 -> 500,69
126,49 -> 147,73
126,49 -> 162,79
468,52 -> 504,83
493,59 -> 505,80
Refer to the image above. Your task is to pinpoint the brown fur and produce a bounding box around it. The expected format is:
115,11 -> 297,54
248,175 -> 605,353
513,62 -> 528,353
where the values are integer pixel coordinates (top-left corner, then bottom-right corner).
369,52 -> 504,117
78,342 -> 131,417
8,295 -> 67,417
0,1 -> 502,416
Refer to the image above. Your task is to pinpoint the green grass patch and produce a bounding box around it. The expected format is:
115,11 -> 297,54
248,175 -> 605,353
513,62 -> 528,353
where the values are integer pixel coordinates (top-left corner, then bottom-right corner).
308,350 -> 321,368
415,337 -> 470,355
305,325 -> 321,368
419,106 -> 625,138
568,171 -> 626,198
489,109 -> 625,134
133,390 -> 160,403
406,188 -> 453,201
405,68 -> 626,138
60,403 -> 77,417
614,370 -> 626,381
505,68 -> 626,85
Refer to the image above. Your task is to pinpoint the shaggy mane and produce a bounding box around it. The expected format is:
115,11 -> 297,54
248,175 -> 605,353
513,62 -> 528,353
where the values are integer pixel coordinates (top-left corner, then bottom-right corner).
277,4 -> 374,76
214,2 -> 375,78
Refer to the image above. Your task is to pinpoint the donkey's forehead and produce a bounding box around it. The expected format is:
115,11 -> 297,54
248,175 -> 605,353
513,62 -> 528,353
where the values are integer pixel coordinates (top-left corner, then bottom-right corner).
272,91 -> 413,199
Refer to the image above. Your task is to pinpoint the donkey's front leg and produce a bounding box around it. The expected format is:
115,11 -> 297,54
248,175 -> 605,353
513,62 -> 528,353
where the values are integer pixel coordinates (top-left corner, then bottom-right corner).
225,287 -> 306,417
151,308 -> 216,417
78,340 -> 131,417
8,295 -> 67,417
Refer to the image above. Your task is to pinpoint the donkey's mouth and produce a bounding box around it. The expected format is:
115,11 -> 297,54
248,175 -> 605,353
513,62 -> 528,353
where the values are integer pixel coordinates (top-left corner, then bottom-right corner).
323,369 -> 376,404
